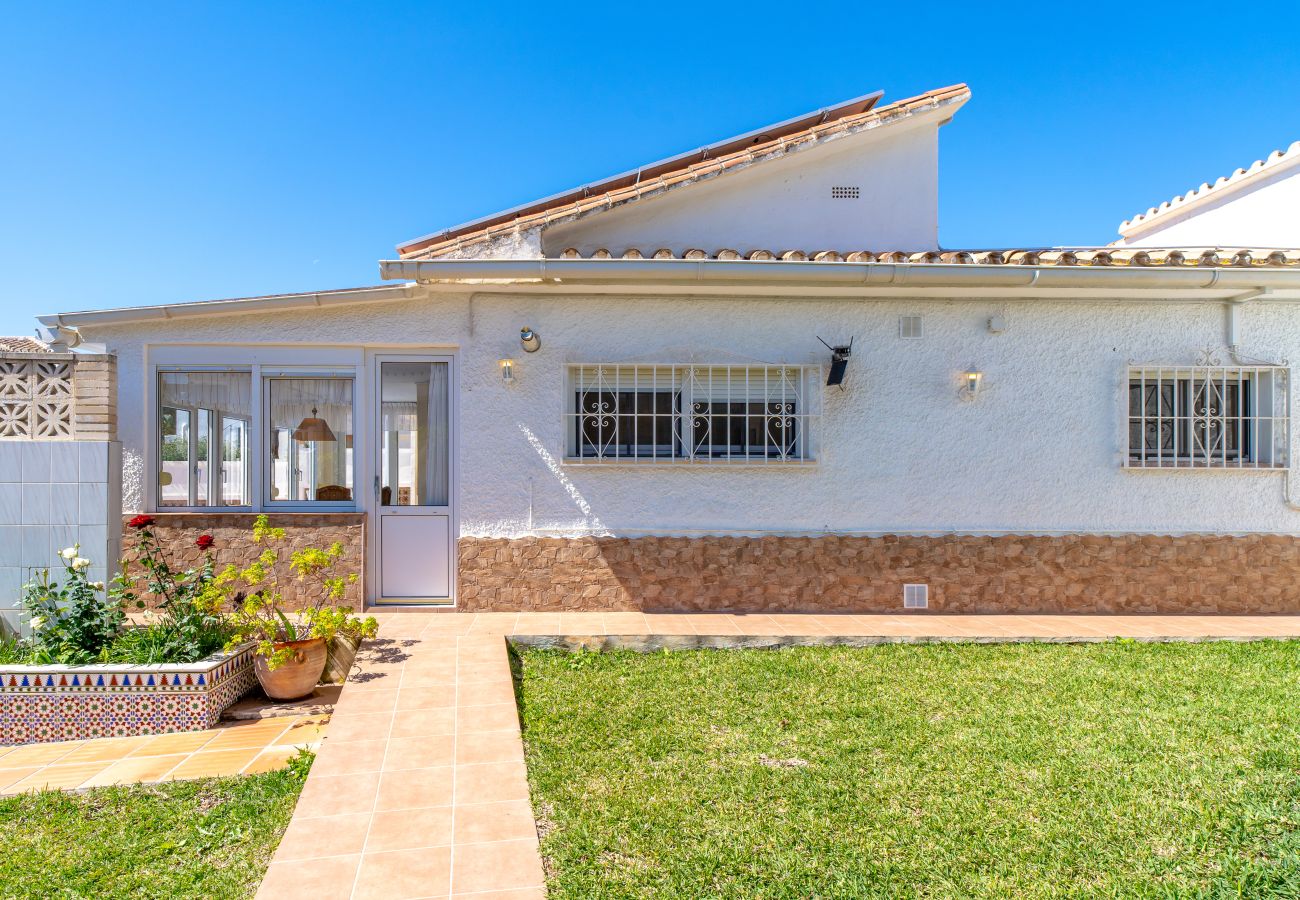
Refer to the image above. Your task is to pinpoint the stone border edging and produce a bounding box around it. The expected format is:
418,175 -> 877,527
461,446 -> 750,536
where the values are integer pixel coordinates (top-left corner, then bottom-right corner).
506,633 -> 1289,652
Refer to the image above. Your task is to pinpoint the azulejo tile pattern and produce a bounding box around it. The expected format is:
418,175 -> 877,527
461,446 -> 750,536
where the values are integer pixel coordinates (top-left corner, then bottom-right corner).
0,645 -> 256,745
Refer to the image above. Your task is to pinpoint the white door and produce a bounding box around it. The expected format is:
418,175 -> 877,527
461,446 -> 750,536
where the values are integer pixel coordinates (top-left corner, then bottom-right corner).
373,356 -> 454,603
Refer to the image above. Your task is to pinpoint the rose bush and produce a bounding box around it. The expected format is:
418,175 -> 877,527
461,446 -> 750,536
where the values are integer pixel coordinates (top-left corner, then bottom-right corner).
106,516 -> 230,663
18,545 -> 125,665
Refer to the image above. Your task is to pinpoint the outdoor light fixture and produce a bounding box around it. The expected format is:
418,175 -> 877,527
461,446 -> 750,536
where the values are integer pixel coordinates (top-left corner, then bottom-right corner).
293,407 -> 336,442
499,358 -> 516,385
520,326 -> 541,353
962,367 -> 984,399
818,336 -> 854,389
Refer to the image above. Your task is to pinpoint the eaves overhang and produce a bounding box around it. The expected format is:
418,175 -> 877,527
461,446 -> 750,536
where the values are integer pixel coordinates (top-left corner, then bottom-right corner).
379,258 -> 1300,300
36,283 -> 417,329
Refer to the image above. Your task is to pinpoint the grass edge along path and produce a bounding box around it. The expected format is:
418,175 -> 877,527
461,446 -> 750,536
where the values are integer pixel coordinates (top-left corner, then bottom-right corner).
518,641 -> 1300,899
0,749 -> 312,900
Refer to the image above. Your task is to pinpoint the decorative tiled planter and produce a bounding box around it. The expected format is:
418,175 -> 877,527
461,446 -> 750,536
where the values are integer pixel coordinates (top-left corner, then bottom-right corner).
0,644 -> 256,746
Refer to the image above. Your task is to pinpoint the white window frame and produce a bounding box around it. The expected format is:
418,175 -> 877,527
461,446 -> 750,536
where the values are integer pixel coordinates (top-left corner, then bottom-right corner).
262,370 -> 358,509
145,346 -> 365,513
1124,365 -> 1290,470
563,363 -> 820,465
155,366 -> 254,511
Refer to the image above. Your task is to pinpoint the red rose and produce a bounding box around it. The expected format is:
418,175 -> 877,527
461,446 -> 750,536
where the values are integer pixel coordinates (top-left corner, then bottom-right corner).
127,514 -> 155,529
196,534 -> 214,550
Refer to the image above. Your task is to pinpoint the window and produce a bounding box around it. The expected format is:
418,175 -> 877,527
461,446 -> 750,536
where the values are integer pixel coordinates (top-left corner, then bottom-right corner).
567,364 -> 817,462
380,361 -> 450,507
267,377 -> 355,502
899,316 -> 923,339
1126,366 -> 1289,469
158,371 -> 252,507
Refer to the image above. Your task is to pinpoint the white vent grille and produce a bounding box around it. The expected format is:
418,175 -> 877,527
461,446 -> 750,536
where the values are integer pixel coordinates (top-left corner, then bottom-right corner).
903,584 -> 928,609
830,186 -> 860,199
899,316 -> 923,339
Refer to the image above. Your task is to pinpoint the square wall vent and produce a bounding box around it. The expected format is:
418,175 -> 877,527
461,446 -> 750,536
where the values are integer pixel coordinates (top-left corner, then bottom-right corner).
903,584 -> 929,609
831,186 -> 860,199
899,315 -> 923,339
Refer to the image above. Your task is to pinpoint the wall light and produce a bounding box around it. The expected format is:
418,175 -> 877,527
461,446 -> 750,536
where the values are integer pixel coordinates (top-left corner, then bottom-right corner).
499,358 -> 516,385
962,367 -> 983,399
520,326 -> 541,353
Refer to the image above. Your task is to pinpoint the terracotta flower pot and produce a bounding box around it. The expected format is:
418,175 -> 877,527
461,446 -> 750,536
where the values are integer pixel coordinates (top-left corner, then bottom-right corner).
321,632 -> 362,685
255,637 -> 327,701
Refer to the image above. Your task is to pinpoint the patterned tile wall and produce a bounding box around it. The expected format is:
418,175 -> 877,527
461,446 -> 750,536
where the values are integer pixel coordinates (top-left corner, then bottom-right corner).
0,646 -> 255,745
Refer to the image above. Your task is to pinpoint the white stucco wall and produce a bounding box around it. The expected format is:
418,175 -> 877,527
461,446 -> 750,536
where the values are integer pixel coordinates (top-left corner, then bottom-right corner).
542,119 -> 941,256
1118,159 -> 1300,248
77,288 -> 1300,538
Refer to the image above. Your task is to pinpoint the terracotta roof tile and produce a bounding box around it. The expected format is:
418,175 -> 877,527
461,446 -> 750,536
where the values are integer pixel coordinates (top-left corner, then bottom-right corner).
538,247 -> 1300,268
0,336 -> 51,353
399,84 -> 970,260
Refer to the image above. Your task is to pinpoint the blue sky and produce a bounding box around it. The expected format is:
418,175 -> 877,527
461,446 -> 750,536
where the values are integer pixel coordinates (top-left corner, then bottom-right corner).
2,2 -> 1298,335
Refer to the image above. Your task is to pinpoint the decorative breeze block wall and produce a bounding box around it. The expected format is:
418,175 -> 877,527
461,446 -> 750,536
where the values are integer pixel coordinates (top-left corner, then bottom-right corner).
1,349 -> 120,635
0,352 -> 115,441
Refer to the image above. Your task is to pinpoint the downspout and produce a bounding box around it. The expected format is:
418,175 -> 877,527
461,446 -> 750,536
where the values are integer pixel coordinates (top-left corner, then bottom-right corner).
36,321 -> 82,350
1221,287 -> 1300,512
1224,287 -> 1274,364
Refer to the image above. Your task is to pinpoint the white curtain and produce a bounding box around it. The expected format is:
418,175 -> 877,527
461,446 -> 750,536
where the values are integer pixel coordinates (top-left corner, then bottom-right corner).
269,378 -> 354,433
422,363 -> 449,506
159,372 -> 252,418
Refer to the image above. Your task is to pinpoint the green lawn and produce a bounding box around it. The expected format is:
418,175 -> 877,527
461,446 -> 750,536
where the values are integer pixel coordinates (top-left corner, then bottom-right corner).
517,641 -> 1300,898
0,751 -> 311,900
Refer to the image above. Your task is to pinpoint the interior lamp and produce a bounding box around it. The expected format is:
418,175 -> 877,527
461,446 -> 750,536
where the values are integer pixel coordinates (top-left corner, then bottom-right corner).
499,358 -> 516,385
293,407 -> 337,442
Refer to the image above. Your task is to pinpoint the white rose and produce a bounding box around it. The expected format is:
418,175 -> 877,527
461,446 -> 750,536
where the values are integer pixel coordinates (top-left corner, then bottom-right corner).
71,557 -> 91,571
29,616 -> 46,631
59,546 -> 78,560
91,581 -> 105,591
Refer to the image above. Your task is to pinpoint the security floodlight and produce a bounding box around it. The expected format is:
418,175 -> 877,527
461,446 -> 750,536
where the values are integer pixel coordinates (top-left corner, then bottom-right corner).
818,336 -> 853,388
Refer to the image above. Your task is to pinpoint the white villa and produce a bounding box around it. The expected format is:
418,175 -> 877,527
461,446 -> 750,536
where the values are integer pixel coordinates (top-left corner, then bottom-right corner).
20,83 -> 1300,614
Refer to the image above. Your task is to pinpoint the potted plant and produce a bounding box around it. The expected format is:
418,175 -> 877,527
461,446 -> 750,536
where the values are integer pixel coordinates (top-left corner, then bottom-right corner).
318,607 -> 371,684
219,516 -> 376,700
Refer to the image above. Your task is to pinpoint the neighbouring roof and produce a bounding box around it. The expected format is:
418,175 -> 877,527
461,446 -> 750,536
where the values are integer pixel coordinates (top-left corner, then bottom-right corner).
1116,141 -> 1300,242
0,336 -> 51,352
397,84 -> 970,260
545,246 -> 1300,267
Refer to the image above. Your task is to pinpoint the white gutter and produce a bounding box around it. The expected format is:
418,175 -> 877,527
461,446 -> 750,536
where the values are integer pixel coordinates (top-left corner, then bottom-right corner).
380,258 -> 1300,292
37,283 -> 417,329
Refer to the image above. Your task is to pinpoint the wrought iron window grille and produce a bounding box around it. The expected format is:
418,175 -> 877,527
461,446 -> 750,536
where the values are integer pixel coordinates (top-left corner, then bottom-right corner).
566,364 -> 820,464
1125,365 -> 1290,469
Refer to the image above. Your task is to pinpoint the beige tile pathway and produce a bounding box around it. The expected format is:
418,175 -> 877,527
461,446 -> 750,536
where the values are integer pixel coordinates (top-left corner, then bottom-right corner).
256,611 -> 1300,900
257,632 -> 544,900
0,714 -> 327,795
